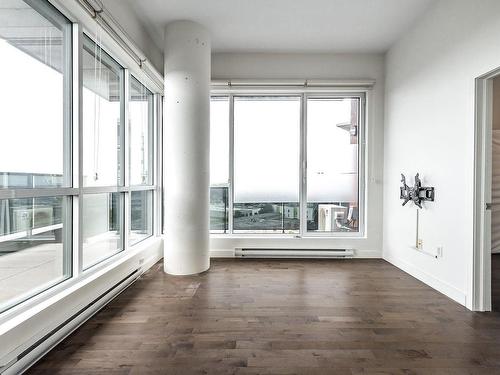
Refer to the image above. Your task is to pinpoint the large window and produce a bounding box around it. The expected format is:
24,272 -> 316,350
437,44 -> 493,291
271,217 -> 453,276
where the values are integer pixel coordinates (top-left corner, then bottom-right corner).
209,94 -> 364,236
0,0 -> 72,312
0,1 -> 160,315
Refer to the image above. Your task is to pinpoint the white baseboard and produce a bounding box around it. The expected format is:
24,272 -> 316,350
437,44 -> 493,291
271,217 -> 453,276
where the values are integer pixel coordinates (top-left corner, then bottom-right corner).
384,253 -> 467,306
354,249 -> 381,258
141,242 -> 163,270
210,249 -> 235,258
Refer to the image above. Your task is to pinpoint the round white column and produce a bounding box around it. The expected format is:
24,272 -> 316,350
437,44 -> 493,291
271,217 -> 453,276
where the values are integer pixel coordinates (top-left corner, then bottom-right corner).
163,21 -> 211,275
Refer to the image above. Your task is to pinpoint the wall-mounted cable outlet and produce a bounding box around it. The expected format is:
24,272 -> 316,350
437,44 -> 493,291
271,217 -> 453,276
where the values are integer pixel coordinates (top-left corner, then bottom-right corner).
436,246 -> 443,258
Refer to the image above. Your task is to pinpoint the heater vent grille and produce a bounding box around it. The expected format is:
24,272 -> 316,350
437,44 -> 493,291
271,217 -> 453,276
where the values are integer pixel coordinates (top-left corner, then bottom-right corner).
235,248 -> 354,259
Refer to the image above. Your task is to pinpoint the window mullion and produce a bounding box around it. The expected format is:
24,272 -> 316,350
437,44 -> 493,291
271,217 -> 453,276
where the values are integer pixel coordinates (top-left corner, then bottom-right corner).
73,23 -> 83,277
300,93 -> 307,237
228,94 -> 235,235
123,70 -> 131,248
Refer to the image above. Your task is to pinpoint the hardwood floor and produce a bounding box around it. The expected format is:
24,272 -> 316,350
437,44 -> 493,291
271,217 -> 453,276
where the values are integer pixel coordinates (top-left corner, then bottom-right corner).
493,254 -> 500,312
29,259 -> 500,374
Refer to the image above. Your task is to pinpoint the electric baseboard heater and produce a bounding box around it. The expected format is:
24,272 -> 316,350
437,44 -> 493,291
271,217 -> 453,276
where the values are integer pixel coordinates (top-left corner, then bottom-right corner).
235,248 -> 354,259
1,269 -> 141,375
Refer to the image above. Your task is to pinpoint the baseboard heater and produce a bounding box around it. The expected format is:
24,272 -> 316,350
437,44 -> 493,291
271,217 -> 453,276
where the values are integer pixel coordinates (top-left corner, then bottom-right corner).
1,269 -> 141,375
235,248 -> 354,259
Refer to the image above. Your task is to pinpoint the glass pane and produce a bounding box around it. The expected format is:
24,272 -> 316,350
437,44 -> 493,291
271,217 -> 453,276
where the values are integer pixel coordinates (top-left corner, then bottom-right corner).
130,76 -> 153,186
82,193 -> 122,269
0,0 -> 70,188
233,97 -> 300,233
0,196 -> 70,312
82,35 -> 123,187
210,187 -> 228,233
210,97 -> 229,185
130,191 -> 153,245
307,98 -> 360,233
210,97 -> 229,233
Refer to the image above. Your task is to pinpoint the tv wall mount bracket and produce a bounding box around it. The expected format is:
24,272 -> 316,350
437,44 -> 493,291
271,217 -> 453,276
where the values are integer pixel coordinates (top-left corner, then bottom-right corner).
400,173 -> 434,208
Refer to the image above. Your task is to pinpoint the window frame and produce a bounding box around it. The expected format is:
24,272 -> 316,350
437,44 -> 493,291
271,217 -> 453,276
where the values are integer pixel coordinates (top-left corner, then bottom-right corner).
209,90 -> 367,238
232,94 -> 302,235
0,3 -> 162,318
128,74 -> 155,245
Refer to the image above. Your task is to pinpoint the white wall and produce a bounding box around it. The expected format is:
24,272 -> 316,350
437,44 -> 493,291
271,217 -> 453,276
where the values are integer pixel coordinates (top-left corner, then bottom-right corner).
100,0 -> 164,74
210,52 -> 385,257
383,0 -> 500,308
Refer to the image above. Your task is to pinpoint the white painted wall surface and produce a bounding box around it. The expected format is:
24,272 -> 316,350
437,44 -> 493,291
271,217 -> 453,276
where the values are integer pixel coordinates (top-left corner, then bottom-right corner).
210,52 -> 385,257
100,0 -> 164,74
383,0 -> 500,308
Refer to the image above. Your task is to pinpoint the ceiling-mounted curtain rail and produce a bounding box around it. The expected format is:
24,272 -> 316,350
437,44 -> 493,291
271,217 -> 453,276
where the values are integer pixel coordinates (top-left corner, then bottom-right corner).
211,78 -> 375,88
73,0 -> 164,91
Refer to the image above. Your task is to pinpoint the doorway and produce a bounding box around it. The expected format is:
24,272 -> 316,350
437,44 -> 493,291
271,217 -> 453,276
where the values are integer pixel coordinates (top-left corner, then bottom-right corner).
474,70 -> 500,312
491,76 -> 500,311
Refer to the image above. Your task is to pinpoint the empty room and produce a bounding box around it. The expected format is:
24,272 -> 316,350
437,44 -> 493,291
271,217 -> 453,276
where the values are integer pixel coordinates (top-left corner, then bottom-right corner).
1,0 -> 500,373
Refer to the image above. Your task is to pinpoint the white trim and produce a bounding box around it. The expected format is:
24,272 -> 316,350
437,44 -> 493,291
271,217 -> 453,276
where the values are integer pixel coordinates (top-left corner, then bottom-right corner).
384,253 -> 467,306
209,249 -> 235,258
473,67 -> 500,311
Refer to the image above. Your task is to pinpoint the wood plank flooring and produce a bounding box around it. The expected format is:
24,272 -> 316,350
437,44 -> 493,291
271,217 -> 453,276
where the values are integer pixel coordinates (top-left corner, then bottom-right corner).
493,254 -> 500,312
29,259 -> 500,374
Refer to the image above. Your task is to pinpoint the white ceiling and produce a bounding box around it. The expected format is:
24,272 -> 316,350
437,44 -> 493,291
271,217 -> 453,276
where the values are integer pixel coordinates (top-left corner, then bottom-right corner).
124,0 -> 434,54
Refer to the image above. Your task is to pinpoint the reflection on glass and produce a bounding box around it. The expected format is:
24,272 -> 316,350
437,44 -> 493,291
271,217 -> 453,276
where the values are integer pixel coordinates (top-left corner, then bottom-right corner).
307,98 -> 360,232
129,76 -> 153,186
210,187 -> 228,233
0,196 -> 70,312
82,35 -> 123,187
82,193 -> 122,269
130,191 -> 153,245
233,97 -> 301,233
0,0 -> 69,188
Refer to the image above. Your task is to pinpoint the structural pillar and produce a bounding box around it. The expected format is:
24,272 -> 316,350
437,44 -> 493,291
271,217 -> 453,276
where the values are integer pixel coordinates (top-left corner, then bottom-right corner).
163,21 -> 211,275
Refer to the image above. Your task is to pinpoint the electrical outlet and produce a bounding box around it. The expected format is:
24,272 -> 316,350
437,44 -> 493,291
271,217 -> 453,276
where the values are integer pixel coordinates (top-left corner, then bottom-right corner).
417,239 -> 423,249
437,246 -> 443,258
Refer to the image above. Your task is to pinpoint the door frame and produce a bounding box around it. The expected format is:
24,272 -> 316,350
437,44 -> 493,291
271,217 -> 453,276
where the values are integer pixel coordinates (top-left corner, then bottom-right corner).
473,67 -> 500,311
